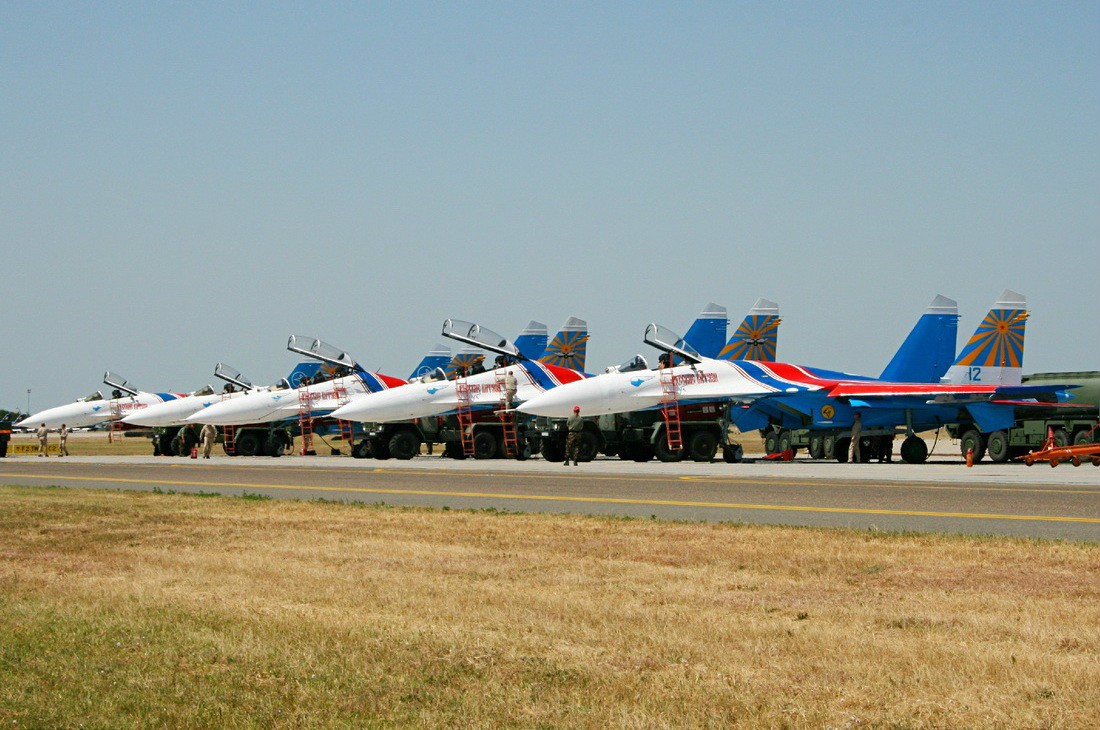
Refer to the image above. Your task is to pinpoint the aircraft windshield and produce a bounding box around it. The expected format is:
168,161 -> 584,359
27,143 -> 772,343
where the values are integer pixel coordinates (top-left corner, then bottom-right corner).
214,363 -> 254,391
191,385 -> 215,397
270,378 -> 290,390
103,371 -> 139,396
441,319 -> 523,359
613,354 -> 650,373
287,335 -> 357,369
78,391 -> 104,403
415,367 -> 449,383
643,324 -> 703,364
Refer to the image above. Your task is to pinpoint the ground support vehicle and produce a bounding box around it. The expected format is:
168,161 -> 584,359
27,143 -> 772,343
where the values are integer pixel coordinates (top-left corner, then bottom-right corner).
351,410 -> 532,461
151,423 -> 296,458
945,371 -> 1099,463
1018,426 -> 1100,467
533,401 -> 744,464
759,425 -> 902,463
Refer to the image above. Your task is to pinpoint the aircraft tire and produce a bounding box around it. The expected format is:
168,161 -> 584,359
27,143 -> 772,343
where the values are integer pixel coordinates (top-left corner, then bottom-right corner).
722,443 -> 744,463
899,435 -> 928,464
540,439 -> 565,462
389,430 -> 420,460
472,431 -> 497,460
959,429 -> 986,462
369,436 -> 391,460
442,441 -> 466,460
687,431 -> 718,462
351,440 -> 372,459
986,431 -> 1010,463
235,431 -> 261,457
808,433 -> 825,460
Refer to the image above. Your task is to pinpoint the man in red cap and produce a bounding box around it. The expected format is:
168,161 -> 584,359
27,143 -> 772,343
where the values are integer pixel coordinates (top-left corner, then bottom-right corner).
564,405 -> 584,466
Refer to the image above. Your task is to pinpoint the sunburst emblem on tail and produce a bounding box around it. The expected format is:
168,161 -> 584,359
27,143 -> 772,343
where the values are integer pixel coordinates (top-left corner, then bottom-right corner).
446,351 -> 484,378
718,299 -> 781,362
538,317 -> 589,371
953,308 -> 1027,369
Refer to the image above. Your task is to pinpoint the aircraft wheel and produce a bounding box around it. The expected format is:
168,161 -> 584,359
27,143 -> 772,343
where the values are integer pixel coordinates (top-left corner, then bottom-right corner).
235,431 -> 261,457
369,436 -> 391,460
577,431 -> 600,462
687,431 -> 718,462
389,430 -> 420,460
159,434 -> 177,457
986,431 -> 1010,463
442,441 -> 466,460
808,433 -> 825,460
655,437 -> 684,463
472,431 -> 497,460
899,436 -> 928,464
351,440 -> 372,459
1051,428 -> 1070,447
541,439 -> 565,462
833,437 -> 850,463
723,444 -> 744,463
959,429 -> 986,462
763,431 -> 780,454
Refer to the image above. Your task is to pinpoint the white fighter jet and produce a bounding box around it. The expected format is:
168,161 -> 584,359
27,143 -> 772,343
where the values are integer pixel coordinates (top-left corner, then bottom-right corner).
328,317 -> 589,424
15,372 -> 187,430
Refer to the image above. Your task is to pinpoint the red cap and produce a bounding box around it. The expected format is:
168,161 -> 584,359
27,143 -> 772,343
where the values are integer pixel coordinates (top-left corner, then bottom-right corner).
573,405 -> 580,412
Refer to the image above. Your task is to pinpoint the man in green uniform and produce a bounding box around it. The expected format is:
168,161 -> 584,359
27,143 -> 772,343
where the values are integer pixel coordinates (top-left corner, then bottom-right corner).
565,405 -> 583,466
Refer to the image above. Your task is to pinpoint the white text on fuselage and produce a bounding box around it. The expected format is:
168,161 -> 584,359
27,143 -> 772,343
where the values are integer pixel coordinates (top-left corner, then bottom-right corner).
670,372 -> 718,386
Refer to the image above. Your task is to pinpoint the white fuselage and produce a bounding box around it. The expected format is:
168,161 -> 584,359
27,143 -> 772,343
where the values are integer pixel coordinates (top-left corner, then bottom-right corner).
16,392 -> 184,430
330,365 -> 575,424
516,360 -> 818,419
187,375 -> 369,426
122,390 -> 254,427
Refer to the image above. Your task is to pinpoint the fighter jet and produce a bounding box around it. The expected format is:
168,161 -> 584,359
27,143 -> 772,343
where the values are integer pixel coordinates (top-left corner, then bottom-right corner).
15,372 -> 186,430
517,291 -> 1072,463
329,317 -> 589,424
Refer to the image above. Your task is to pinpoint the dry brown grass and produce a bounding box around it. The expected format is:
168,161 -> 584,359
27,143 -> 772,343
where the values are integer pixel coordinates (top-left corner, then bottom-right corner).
0,485 -> 1097,728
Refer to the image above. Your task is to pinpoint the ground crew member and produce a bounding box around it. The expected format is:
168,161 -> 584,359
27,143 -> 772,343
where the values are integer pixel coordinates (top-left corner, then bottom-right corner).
565,405 -> 584,466
850,412 -> 862,463
503,369 -> 518,408
58,424 -> 69,457
200,422 -> 217,459
36,423 -> 48,457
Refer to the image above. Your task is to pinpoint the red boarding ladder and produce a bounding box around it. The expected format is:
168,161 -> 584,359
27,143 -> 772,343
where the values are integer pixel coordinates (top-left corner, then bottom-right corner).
108,401 -> 124,443
218,391 -> 237,455
332,383 -> 355,453
496,372 -> 518,458
298,388 -> 315,456
659,367 -> 683,450
455,379 -> 475,457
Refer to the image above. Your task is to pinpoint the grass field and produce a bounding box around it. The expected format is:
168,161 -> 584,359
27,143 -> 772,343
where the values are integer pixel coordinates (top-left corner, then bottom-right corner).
1,486 -> 1096,728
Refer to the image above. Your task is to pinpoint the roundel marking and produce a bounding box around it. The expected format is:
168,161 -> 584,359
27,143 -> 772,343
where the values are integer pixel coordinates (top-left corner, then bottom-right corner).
820,404 -> 835,420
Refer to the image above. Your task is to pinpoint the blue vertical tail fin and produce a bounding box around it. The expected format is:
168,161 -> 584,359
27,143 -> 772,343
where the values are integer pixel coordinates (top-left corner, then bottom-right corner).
717,299 -> 781,361
286,362 -> 324,388
681,302 -> 728,359
878,295 -> 959,383
944,289 -> 1027,386
514,321 -> 549,360
408,343 -> 451,380
538,317 -> 589,371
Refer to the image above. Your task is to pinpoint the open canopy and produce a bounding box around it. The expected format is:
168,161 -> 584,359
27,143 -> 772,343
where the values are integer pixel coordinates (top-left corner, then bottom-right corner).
287,335 -> 358,370
214,363 -> 254,391
441,319 -> 525,360
103,372 -> 139,396
642,324 -> 704,365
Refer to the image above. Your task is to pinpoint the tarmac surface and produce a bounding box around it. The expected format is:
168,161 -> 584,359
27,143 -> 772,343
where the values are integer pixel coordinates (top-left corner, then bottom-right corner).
1,453 -> 1097,541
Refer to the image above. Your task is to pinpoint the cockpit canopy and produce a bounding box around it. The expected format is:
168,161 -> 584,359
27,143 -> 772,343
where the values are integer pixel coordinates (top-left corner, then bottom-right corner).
191,385 -> 215,397
441,319 -> 524,359
214,363 -> 255,392
287,335 -> 358,370
607,354 -> 649,374
78,391 -> 105,403
103,372 -> 139,396
642,324 -> 703,365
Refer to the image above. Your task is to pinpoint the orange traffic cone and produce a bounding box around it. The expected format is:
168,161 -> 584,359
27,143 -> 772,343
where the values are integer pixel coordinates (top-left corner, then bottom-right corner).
965,447 -> 973,468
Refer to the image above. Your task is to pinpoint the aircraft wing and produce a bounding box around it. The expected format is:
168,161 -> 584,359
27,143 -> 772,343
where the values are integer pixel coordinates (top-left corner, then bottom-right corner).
827,382 -> 1075,404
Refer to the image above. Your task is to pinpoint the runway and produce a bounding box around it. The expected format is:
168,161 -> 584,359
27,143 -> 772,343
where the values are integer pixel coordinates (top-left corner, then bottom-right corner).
1,454 -> 1097,541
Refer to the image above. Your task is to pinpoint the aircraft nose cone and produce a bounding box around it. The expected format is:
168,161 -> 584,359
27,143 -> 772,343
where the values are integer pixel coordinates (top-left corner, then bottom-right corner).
518,378 -> 602,418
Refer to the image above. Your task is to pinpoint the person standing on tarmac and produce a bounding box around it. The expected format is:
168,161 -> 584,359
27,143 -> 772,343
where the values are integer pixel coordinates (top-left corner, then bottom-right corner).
58,424 -> 69,457
200,422 -> 217,459
36,423 -> 48,457
503,369 -> 518,409
850,412 -> 862,463
565,405 -> 584,466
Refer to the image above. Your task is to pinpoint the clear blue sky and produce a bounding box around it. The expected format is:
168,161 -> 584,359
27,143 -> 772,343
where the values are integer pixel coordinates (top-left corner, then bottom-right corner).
2,1 -> 1097,410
